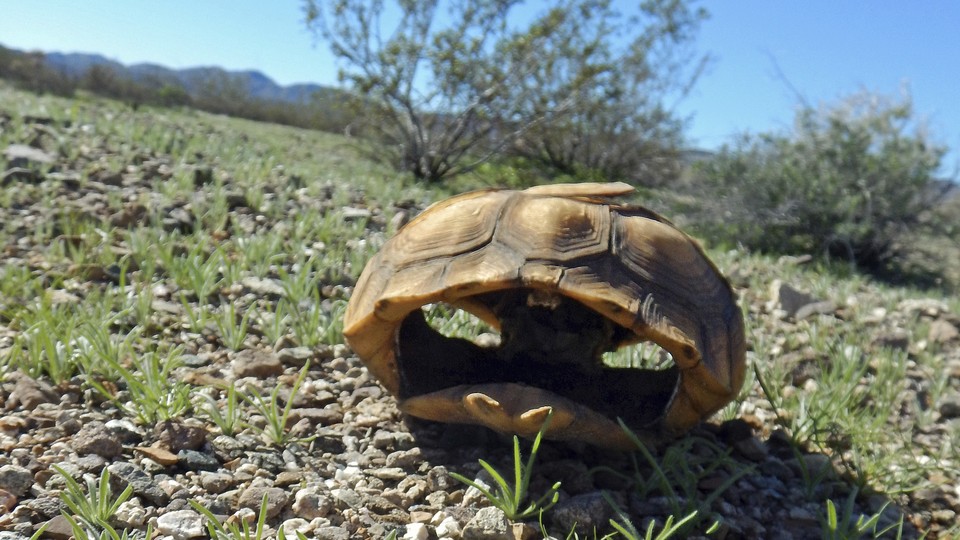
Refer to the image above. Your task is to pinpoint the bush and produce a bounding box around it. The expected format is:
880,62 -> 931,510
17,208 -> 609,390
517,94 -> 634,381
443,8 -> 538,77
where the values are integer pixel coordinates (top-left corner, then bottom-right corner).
694,91 -> 951,273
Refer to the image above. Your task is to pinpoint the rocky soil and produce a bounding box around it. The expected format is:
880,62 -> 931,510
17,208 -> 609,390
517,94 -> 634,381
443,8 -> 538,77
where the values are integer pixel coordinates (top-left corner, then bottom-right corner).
1,100 -> 960,539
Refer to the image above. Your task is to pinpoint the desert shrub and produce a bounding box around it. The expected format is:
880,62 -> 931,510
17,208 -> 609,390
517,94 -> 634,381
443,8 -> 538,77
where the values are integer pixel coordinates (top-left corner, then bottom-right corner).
304,0 -> 705,183
694,91 -> 951,273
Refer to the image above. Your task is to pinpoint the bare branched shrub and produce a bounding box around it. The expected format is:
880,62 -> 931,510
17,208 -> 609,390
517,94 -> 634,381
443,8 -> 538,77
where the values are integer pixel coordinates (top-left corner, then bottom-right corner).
303,0 -> 705,184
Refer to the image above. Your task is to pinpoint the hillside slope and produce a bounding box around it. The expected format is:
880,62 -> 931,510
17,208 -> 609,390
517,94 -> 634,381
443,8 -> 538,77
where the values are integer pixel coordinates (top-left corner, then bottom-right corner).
1,82 -> 959,538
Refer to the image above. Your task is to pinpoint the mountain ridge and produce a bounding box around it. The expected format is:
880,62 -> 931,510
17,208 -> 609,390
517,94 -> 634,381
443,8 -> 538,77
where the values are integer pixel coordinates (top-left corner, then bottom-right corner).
38,49 -> 333,104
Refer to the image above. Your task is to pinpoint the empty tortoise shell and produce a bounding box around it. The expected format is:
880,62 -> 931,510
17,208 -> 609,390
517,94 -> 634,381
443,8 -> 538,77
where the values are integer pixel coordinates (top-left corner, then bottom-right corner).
343,182 -> 746,448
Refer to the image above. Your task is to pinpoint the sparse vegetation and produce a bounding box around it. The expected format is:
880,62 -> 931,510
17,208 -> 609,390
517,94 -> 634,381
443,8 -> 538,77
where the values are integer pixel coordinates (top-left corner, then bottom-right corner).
450,411 -> 562,521
692,90 -> 958,286
1,73 -> 959,538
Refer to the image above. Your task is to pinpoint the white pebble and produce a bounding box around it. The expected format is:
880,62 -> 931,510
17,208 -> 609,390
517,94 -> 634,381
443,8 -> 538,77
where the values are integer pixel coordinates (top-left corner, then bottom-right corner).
403,522 -> 429,540
436,516 -> 461,538
115,500 -> 147,527
279,518 -> 312,536
155,509 -> 205,539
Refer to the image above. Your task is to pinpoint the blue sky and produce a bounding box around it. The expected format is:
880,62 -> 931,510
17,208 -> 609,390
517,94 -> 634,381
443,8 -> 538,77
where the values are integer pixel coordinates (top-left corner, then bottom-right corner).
2,1 -> 958,174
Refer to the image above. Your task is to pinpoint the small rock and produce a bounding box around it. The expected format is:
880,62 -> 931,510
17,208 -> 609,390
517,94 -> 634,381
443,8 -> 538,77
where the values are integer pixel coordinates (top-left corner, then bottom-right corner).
105,418 -> 144,443
1,166 -> 40,184
932,509 -> 957,524
154,419 -> 207,452
286,407 -> 344,426
0,487 -> 16,512
135,446 -> 179,466
390,210 -> 410,231
436,516 -> 462,538
403,522 -> 429,540
897,298 -> 948,318
788,505 -> 817,522
718,418 -> 754,443
914,485 -> 950,507
210,435 -> 246,461
550,492 -> 611,536
108,462 -> 169,506
929,320 -> 959,344
277,346 -> 314,366
314,526 -> 351,540
365,494 -> 401,514
293,488 -> 333,519
238,486 -> 289,518
944,359 -> 960,380
77,454 -> 109,473
178,449 -> 219,471
733,436 -> 769,461
342,207 -> 372,220
786,453 -> 834,480
794,300 -> 836,320
512,522 -> 539,540
115,499 -> 148,527
22,496 -> 65,519
367,467 -> 406,482
873,327 -> 911,351
759,458 -> 795,482
72,421 -> 123,458
769,281 -> 832,320
232,348 -> 283,377
275,470 -> 304,487
427,466 -> 457,491
47,289 -> 81,305
39,515 -> 74,540
280,518 -> 312,536
109,202 -> 148,227
8,374 -> 59,411
241,276 -> 287,298
0,465 -> 33,497
386,448 -> 422,468
938,394 -> 960,419
156,509 -> 206,539
93,169 -> 124,186
331,487 -> 363,509
462,506 -> 512,540
200,471 -> 234,493
3,144 -> 54,166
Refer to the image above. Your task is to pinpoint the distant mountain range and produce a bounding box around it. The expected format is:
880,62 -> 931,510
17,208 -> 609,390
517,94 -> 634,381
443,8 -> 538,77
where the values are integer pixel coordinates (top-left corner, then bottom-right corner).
39,50 -> 333,104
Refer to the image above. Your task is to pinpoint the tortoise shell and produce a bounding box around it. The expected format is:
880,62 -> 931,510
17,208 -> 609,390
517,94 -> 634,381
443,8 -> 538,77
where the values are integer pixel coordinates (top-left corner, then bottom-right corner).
343,182 -> 746,448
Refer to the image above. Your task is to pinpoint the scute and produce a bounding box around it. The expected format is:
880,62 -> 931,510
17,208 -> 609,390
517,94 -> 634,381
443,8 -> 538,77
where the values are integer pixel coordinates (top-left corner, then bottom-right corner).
387,189 -> 509,266
343,182 -> 746,449
495,196 -> 609,261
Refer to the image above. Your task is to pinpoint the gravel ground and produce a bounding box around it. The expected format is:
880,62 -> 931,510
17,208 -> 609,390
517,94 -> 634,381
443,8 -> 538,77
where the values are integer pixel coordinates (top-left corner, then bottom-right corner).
1,107 -> 960,539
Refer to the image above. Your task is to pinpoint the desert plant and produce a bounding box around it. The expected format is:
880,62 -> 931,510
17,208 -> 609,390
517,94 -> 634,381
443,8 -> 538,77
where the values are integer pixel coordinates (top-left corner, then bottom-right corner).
52,466 -> 140,539
85,347 -> 193,424
190,493 -> 306,540
595,423 -> 745,534
450,410 -> 561,521
214,300 -> 253,350
303,0 -> 704,183
695,90 -> 949,274
196,382 -> 243,437
821,488 -> 904,540
243,362 -> 313,446
9,302 -> 83,384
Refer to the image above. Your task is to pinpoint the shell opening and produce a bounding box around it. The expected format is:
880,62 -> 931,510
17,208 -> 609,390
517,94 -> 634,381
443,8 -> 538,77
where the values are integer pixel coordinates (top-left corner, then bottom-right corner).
601,343 -> 675,371
396,289 -> 681,428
